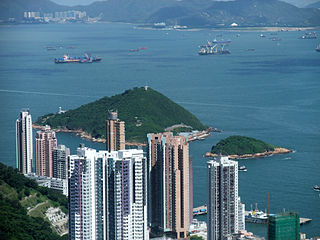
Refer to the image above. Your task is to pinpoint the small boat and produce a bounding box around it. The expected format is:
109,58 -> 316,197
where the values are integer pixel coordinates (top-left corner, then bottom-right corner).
316,44 -> 320,52
260,34 -> 266,38
239,166 -> 247,172
198,44 -> 230,55
55,53 -> 101,64
130,46 -> 147,52
313,185 -> 320,191
300,32 -> 317,39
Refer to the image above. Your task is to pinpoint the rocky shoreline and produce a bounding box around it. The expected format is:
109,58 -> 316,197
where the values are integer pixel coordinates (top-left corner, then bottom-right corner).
32,124 -> 146,147
204,147 -> 292,159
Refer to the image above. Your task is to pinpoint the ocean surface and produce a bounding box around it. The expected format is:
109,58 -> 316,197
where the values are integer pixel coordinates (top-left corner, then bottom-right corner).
0,23 -> 319,238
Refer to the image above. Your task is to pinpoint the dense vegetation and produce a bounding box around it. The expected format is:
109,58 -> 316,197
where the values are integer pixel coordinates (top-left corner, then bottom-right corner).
190,235 -> 204,240
0,162 -> 68,240
36,87 -> 207,143
211,136 -> 276,156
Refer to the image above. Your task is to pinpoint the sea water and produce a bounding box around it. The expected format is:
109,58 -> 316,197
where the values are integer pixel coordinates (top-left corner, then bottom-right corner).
0,23 -> 319,237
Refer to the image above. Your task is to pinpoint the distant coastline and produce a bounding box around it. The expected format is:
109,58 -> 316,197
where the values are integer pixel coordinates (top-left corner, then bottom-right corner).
33,124 -> 213,147
205,147 -> 292,159
33,124 -> 147,147
135,25 -> 319,32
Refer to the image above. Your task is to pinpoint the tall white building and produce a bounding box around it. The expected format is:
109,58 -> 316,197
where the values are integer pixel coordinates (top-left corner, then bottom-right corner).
207,156 -> 239,240
69,146 -> 108,240
68,146 -> 148,240
108,149 -> 149,240
16,109 -> 33,174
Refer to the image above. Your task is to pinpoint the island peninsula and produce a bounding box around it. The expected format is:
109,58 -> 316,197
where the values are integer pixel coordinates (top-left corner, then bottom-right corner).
205,136 -> 292,159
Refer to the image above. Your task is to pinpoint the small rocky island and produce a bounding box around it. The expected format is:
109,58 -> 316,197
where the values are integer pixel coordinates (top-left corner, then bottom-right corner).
205,135 -> 292,159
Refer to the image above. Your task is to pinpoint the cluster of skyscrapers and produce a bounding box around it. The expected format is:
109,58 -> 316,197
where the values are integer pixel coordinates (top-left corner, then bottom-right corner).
16,109 -> 250,240
24,10 -> 87,22
16,110 -> 69,194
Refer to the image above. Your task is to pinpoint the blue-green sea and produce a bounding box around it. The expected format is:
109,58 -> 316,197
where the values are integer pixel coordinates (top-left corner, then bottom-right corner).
0,23 -> 319,238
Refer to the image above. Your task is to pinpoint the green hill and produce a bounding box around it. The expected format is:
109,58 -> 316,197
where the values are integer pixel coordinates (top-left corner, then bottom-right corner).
36,87 -> 207,143
211,136 -> 276,156
0,162 -> 68,239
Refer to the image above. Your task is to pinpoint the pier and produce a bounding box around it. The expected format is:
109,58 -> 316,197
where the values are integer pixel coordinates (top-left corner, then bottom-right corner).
193,205 -> 207,216
194,206 -> 311,225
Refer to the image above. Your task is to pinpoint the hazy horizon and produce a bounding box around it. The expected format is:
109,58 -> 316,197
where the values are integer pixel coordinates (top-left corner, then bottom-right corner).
50,0 -> 319,7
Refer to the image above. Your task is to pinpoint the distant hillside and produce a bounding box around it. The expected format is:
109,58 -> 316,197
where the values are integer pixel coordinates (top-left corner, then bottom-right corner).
211,136 -> 276,156
0,162 -> 68,239
36,87 -> 208,143
2,0 -> 320,26
306,1 -> 320,8
0,0 -> 68,21
146,0 -> 320,27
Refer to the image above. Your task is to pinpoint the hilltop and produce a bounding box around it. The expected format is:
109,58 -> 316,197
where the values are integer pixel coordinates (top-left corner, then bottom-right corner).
0,162 -> 68,239
205,136 -> 291,159
35,87 -> 208,143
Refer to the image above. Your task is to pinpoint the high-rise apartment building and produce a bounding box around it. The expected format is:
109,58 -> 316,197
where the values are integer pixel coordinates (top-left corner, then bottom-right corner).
68,146 -> 148,240
106,111 -> 125,151
36,126 -> 57,177
147,132 -> 191,239
238,197 -> 245,231
108,149 -> 149,240
16,109 -> 33,174
268,212 -> 300,240
207,156 -> 239,240
53,144 -> 70,179
69,146 -> 108,240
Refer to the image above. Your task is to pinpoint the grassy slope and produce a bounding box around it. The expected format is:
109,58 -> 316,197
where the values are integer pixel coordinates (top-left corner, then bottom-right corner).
0,162 -> 68,239
211,135 -> 276,156
36,87 -> 207,143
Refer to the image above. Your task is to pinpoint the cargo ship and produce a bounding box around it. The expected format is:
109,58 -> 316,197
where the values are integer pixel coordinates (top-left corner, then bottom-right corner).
55,54 -> 102,64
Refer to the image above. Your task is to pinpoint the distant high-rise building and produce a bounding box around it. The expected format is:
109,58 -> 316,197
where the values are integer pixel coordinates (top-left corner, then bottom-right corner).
147,132 -> 191,239
106,111 -> 125,151
16,109 -> 33,174
238,197 -> 245,231
68,145 -> 148,240
268,212 -> 300,240
68,146 -> 108,240
108,149 -> 149,240
36,126 -> 57,177
207,156 -> 239,240
53,145 -> 70,179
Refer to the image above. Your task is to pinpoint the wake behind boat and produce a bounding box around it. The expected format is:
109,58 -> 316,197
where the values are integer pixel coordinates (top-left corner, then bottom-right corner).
55,53 -> 102,64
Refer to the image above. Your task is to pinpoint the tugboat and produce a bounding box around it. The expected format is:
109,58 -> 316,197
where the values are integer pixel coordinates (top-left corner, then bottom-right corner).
313,185 -> 320,191
239,166 -> 247,172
